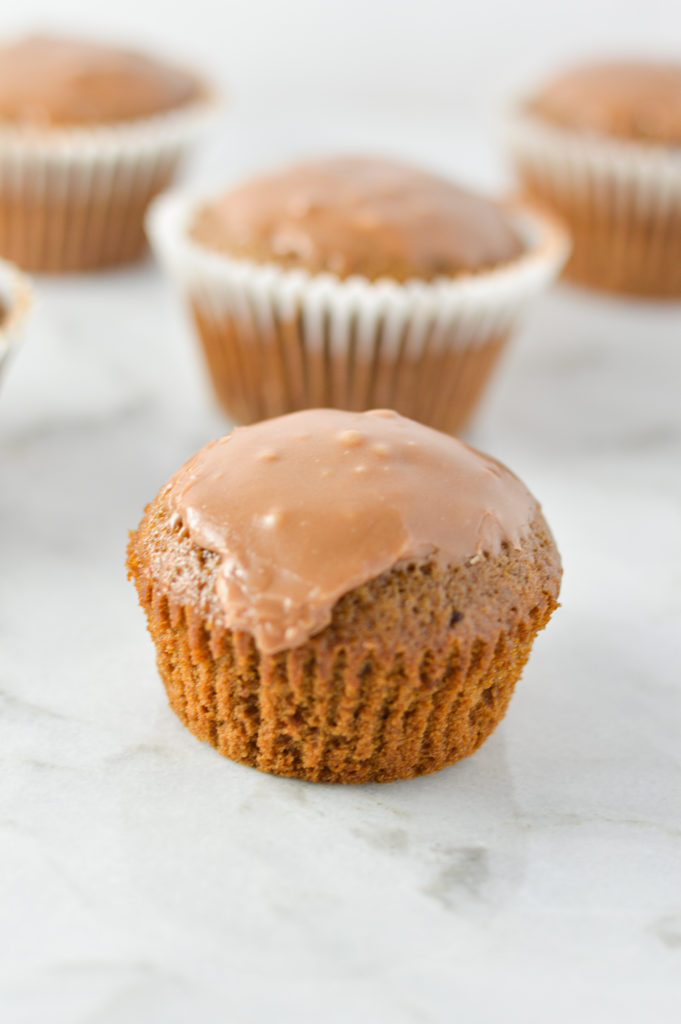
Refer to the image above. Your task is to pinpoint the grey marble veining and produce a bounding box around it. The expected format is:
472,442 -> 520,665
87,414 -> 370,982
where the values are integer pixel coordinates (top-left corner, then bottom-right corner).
1,119 -> 681,1023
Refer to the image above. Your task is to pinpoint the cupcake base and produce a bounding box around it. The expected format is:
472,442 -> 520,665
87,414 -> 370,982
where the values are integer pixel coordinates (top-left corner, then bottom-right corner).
0,257 -> 32,382
509,113 -> 681,298
561,209 -> 681,298
128,513 -> 560,784
193,302 -> 510,435
520,175 -> 681,298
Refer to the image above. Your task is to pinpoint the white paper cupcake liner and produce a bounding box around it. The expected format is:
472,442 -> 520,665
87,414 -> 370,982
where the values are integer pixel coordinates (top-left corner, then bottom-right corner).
0,100 -> 217,272
507,109 -> 681,296
0,258 -> 32,383
147,187 -> 569,431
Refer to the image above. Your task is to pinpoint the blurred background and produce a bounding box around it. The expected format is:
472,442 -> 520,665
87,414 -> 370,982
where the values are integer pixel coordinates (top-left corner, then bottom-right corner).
3,0 -> 681,188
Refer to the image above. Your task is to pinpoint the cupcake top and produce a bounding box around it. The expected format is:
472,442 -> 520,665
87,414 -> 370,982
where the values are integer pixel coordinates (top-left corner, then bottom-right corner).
189,156 -> 523,282
0,34 -> 204,128
0,259 -> 31,361
157,408 -> 539,652
528,60 -> 681,145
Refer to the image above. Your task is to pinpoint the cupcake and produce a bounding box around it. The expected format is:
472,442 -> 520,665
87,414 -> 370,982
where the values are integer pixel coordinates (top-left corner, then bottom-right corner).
0,34 -> 215,272
147,156 -> 568,434
508,60 -> 681,297
0,257 -> 32,382
127,408 -> 562,784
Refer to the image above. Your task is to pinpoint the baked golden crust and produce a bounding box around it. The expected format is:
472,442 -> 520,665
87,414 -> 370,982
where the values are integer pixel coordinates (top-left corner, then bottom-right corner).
127,488 -> 561,783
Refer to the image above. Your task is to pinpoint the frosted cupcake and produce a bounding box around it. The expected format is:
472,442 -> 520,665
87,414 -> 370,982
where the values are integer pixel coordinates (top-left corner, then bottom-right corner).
508,60 -> 681,297
148,156 -> 568,433
0,34 -> 215,272
127,408 -> 562,783
0,258 -> 31,383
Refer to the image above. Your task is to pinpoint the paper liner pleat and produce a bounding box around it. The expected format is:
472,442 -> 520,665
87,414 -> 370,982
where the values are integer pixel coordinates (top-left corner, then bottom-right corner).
141,585 -> 549,784
508,111 -> 681,296
0,258 -> 32,383
0,103 -> 213,272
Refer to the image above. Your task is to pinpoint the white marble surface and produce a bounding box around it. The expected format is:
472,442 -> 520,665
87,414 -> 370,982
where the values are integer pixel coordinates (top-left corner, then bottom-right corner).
1,107 -> 681,1023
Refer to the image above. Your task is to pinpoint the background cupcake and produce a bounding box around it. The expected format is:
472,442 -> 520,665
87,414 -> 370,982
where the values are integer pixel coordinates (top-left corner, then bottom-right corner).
127,408 -> 562,784
508,60 -> 681,297
0,33 -> 215,272
148,155 -> 568,434
0,257 -> 31,383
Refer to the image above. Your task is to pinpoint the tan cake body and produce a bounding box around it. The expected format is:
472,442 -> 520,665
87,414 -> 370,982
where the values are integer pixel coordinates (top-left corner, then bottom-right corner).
0,34 -> 213,272
148,156 -> 568,433
128,409 -> 562,784
510,60 -> 681,296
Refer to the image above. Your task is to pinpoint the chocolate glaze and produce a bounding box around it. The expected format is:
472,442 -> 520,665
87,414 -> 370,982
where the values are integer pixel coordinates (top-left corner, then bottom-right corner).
529,60 -> 681,144
165,409 -> 539,654
190,156 -> 522,282
0,34 -> 203,128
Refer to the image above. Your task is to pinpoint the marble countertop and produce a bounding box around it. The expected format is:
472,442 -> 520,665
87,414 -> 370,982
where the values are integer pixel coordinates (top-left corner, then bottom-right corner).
1,117 -> 681,1022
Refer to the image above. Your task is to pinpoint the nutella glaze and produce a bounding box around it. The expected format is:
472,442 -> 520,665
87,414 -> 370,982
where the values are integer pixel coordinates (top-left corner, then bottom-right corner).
529,61 -> 681,144
190,156 -> 523,282
0,34 -> 203,128
165,409 -> 539,654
